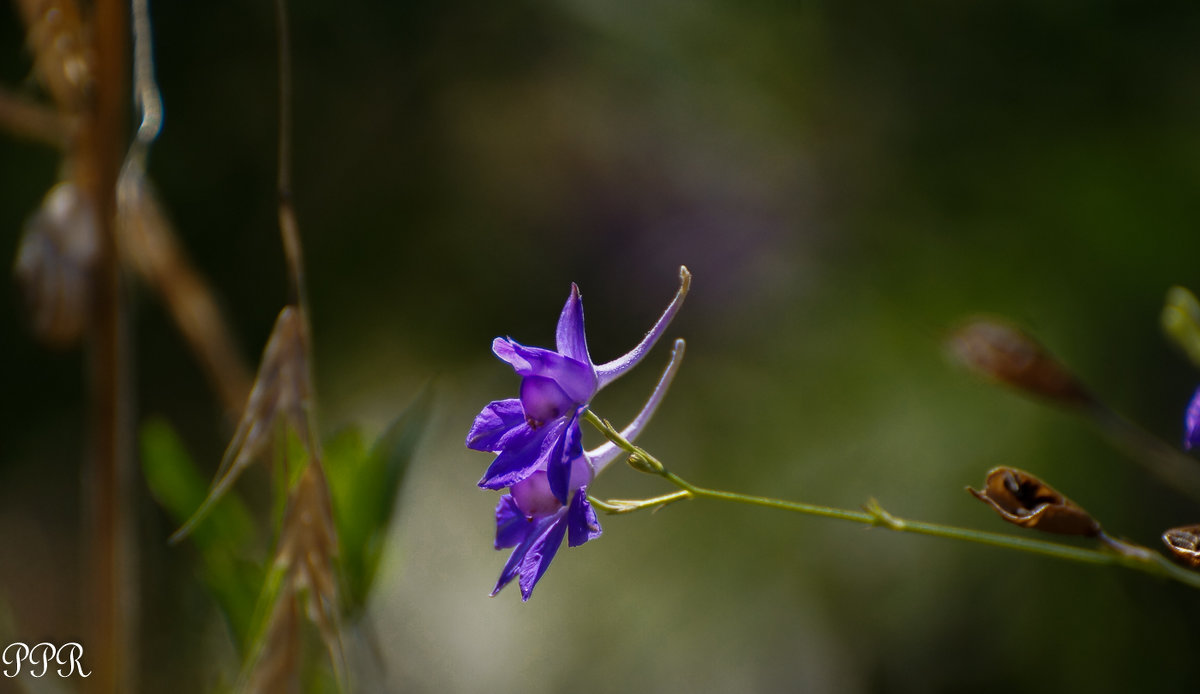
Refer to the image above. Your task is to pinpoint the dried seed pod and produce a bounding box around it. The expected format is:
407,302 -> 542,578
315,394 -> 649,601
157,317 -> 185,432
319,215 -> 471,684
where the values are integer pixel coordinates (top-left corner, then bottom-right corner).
1162,525 -> 1200,568
968,467 -> 1101,537
948,318 -> 1092,408
13,181 -> 98,347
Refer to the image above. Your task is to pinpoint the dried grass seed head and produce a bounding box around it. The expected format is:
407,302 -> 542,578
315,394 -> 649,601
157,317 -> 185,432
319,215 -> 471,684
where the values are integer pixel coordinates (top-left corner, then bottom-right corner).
275,463 -> 345,688
171,306 -> 313,542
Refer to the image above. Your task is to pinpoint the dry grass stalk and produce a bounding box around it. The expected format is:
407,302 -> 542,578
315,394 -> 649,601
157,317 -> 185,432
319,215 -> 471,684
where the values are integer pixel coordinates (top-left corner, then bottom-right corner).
241,463 -> 346,694
172,306 -> 313,543
233,2 -> 349,687
242,583 -> 302,694
7,0 -> 331,691
277,463 -> 345,685
76,0 -> 131,687
9,0 -> 95,350
0,85 -> 73,146
117,174 -> 253,415
9,0 -> 251,419
113,0 -> 253,415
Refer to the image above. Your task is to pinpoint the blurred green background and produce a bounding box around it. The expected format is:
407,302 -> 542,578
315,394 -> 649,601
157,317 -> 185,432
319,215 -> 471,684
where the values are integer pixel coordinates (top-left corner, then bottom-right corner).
5,0 -> 1200,692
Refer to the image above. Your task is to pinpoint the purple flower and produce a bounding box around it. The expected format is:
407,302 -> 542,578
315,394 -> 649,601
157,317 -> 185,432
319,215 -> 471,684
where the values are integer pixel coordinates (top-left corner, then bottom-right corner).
490,475 -> 600,601
1185,385 -> 1200,450
468,269 -> 690,600
486,337 -> 685,600
468,269 -> 690,503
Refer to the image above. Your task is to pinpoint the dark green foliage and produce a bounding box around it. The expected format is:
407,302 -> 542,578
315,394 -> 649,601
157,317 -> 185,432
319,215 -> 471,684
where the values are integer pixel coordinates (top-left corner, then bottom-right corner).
140,386 -> 430,661
325,386 -> 433,616
140,418 -> 264,649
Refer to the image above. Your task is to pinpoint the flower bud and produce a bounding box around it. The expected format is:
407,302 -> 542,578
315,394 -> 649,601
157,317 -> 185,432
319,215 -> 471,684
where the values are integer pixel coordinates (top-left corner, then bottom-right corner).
948,318 -> 1092,408
626,452 -> 662,474
1162,524 -> 1200,568
1162,287 -> 1200,369
968,467 -> 1101,537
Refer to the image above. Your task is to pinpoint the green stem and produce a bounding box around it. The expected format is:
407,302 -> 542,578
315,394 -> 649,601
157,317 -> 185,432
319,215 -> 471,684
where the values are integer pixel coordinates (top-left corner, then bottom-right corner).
582,409 -> 1200,591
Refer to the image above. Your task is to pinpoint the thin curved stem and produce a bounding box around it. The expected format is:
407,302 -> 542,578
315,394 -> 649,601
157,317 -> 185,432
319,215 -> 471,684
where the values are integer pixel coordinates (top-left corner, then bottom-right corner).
582,408 -> 1200,591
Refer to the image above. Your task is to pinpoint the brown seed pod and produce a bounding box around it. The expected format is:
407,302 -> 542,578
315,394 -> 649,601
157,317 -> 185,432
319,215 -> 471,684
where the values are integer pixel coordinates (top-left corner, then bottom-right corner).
968,467 -> 1101,537
948,318 -> 1093,408
1162,525 -> 1200,568
13,181 -> 98,347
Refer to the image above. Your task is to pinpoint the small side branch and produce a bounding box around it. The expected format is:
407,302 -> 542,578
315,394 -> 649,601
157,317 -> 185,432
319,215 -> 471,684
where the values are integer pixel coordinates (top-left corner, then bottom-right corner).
0,86 -> 72,147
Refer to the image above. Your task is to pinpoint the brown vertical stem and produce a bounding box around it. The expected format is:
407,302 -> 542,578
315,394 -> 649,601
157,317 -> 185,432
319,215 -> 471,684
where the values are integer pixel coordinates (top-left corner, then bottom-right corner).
274,0 -> 308,316
274,0 -> 320,457
82,0 -> 130,691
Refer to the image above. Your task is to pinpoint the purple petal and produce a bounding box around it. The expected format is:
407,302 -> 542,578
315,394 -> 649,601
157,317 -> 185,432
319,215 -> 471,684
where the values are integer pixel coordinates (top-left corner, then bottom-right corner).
493,339 -> 597,404
516,511 -> 569,601
490,510 -> 566,599
1186,386 -> 1200,450
495,494 -> 530,549
510,472 -> 563,516
478,418 -> 568,490
555,284 -> 591,365
490,513 -> 554,597
491,554 -> 522,597
567,487 -> 602,547
547,412 -> 583,505
467,399 -> 526,451
491,337 -> 528,370
594,267 -> 690,389
520,376 -> 573,424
